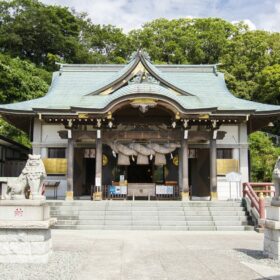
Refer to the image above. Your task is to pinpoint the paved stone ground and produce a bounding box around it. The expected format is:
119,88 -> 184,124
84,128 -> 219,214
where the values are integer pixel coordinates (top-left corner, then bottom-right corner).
1,230 -> 280,280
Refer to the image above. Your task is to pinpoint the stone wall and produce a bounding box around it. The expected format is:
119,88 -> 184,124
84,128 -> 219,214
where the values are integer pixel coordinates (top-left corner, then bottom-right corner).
0,229 -> 52,263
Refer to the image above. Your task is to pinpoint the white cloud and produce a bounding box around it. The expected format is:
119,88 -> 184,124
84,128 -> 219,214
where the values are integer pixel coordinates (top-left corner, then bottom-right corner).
256,1 -> 280,32
40,0 -> 280,32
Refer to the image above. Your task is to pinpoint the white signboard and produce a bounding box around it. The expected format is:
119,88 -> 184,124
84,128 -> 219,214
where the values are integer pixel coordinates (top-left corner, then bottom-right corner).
225,172 -> 242,200
95,177 -> 101,187
226,172 -> 242,182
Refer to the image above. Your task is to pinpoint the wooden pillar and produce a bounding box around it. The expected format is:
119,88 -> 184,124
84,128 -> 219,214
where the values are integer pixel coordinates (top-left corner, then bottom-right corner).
210,138 -> 217,200
95,130 -> 103,199
66,137 -> 74,200
180,132 -> 189,200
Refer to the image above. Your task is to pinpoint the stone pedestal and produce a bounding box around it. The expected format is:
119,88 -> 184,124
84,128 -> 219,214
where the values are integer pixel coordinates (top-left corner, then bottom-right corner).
263,205 -> 280,260
0,200 -> 56,263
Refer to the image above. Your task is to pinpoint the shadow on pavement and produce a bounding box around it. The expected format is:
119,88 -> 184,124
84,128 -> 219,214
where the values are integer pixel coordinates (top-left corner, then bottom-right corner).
254,277 -> 280,280
234,248 -> 268,260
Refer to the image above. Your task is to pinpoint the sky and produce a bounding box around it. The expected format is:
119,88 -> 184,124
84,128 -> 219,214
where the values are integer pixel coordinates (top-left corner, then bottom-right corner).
41,0 -> 280,32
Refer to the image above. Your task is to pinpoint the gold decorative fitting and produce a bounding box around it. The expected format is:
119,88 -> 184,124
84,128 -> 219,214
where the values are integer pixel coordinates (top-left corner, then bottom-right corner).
172,155 -> 179,166
43,158 -> 67,174
65,191 -> 74,201
78,113 -> 89,119
217,159 -> 239,175
130,98 -> 157,105
102,154 -> 108,166
175,112 -> 180,120
211,192 -> 218,199
107,111 -> 112,120
130,98 -> 157,113
198,114 -> 209,119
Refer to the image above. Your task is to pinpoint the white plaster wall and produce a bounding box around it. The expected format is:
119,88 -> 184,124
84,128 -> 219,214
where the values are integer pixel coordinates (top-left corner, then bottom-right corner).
217,125 -> 239,145
217,177 -> 242,200
42,124 -> 67,144
44,177 -> 67,199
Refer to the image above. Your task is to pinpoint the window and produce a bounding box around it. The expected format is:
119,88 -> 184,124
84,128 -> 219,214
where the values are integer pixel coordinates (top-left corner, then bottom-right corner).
48,148 -> 66,158
217,149 -> 232,159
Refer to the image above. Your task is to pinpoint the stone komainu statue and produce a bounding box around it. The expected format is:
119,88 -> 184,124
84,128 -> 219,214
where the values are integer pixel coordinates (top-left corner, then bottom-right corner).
6,154 -> 47,200
272,156 -> 280,202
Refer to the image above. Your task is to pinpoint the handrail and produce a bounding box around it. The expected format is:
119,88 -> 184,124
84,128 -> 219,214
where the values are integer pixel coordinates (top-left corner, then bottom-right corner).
243,182 -> 275,226
246,182 -> 275,196
243,182 -> 259,210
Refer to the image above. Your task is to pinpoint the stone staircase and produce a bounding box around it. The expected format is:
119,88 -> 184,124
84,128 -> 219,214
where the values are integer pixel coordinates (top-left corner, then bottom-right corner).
48,200 -> 251,231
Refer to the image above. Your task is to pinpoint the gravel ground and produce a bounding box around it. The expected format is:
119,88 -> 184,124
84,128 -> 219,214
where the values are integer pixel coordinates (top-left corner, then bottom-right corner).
0,251 -> 84,280
227,248 -> 280,269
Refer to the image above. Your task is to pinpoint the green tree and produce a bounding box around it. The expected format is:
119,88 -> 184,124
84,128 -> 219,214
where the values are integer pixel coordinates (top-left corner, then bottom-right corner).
129,18 -> 237,64
0,119 -> 31,147
0,0 -> 90,69
80,23 -> 130,63
0,53 -> 50,103
253,64 -> 280,105
249,132 -> 280,181
0,53 -> 50,146
220,31 -> 280,100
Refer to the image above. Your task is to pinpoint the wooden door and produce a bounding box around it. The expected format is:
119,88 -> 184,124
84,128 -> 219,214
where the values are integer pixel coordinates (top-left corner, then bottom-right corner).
190,149 -> 210,197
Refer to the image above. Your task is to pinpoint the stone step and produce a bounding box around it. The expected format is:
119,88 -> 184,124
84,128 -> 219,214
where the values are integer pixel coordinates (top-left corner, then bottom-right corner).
187,221 -> 215,226
49,202 -> 243,208
212,216 -> 247,222
52,224 -> 250,231
187,226 -> 217,231
206,211 -> 246,216
159,221 -> 187,226
158,216 -> 186,221
49,200 -> 249,231
214,221 -> 245,226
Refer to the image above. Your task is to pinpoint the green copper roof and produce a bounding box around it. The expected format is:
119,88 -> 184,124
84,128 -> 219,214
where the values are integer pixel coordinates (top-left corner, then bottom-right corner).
1,51 -> 280,115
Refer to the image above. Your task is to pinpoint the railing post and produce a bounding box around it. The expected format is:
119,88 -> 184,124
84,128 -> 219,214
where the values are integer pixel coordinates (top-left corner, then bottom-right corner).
259,192 -> 265,220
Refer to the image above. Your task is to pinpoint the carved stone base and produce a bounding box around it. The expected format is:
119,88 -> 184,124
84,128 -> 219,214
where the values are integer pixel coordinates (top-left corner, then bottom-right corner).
0,229 -> 52,263
264,206 -> 280,260
31,194 -> 46,201
0,200 -> 56,263
12,194 -> 25,200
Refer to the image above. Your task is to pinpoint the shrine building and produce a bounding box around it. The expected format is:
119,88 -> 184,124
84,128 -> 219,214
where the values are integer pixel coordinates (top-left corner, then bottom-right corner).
0,51 -> 280,201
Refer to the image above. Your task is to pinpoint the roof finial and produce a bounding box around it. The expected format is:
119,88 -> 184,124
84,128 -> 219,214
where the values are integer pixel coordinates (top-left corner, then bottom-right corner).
128,49 -> 151,62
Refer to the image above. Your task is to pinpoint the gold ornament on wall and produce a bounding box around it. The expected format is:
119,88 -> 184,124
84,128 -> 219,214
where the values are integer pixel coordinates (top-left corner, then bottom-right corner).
172,155 -> 179,166
102,154 -> 109,166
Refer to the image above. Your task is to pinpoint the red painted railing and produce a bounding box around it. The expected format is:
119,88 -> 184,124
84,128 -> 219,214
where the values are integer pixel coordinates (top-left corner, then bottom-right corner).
243,182 -> 275,222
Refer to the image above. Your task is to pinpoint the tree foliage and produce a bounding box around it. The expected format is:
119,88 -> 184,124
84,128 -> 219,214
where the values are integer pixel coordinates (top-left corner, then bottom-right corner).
0,53 -> 49,145
0,0 -> 90,70
129,18 -> 237,64
0,53 -> 50,103
249,132 -> 280,182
